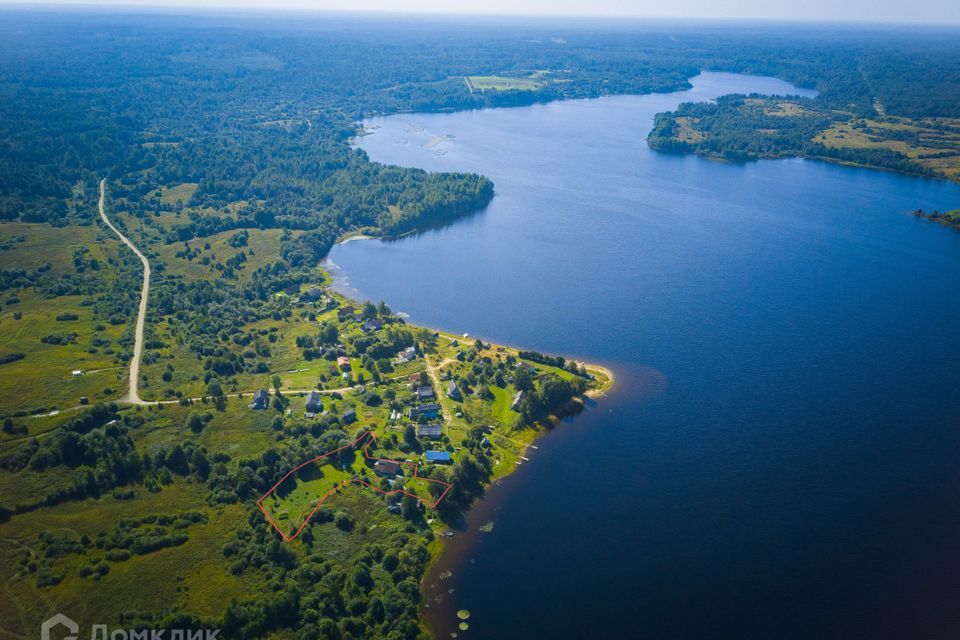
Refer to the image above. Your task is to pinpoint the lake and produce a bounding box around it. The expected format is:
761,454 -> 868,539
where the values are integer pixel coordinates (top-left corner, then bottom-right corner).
330,72 -> 960,639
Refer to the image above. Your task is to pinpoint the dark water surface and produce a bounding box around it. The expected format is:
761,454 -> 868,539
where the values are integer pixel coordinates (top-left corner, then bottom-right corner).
331,72 -> 960,639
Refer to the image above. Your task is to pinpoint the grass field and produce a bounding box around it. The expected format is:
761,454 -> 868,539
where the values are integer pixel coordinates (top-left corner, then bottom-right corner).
467,74 -> 546,91
152,183 -> 198,206
262,452 -> 368,531
814,116 -> 960,180
0,482 -> 259,635
0,223 -> 133,417
153,228 -> 285,284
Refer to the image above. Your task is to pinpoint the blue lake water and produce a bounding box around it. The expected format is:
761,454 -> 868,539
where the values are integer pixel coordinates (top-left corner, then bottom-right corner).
331,72 -> 960,639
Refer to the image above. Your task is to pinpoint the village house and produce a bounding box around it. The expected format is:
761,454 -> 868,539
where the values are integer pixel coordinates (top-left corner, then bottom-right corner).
416,385 -> 435,401
409,402 -> 440,421
516,361 -> 535,373
373,460 -> 400,477
305,391 -> 323,416
302,287 -> 322,302
337,305 -> 357,320
416,423 -> 443,439
446,380 -> 462,401
341,408 -> 357,424
361,317 -> 383,333
425,450 -> 452,464
397,346 -> 417,364
511,390 -> 526,411
250,389 -> 269,410
337,356 -> 351,371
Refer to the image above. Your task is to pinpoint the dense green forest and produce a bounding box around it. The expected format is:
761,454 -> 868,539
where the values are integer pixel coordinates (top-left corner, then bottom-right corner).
3,14 -> 959,236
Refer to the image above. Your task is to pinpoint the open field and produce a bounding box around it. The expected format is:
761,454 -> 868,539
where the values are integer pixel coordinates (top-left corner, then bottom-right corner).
467,75 -> 545,91
815,117 -> 960,180
0,481 -> 259,635
151,182 -> 198,206
152,228 -> 285,285
0,223 -> 133,417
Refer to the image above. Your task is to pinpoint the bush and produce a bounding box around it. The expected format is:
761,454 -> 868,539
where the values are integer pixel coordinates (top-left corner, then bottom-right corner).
0,352 -> 25,365
334,511 -> 354,531
106,549 -> 131,562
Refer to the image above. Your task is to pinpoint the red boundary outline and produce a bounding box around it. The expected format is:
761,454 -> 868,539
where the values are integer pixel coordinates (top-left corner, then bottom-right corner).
256,430 -> 453,542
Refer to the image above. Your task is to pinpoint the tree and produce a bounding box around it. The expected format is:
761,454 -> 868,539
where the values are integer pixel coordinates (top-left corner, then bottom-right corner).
166,445 -> 189,475
401,494 -> 419,520
514,366 -> 534,392
206,380 -> 223,398
187,412 -> 204,433
190,449 -> 210,479
206,380 -> 226,410
377,300 -> 391,317
334,511 -> 354,531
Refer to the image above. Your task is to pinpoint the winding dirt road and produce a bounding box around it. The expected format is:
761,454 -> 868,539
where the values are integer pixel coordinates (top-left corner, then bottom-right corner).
98,178 -> 150,404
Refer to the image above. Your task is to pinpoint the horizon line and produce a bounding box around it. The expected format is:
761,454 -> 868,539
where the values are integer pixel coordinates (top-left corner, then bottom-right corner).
1,2 -> 958,27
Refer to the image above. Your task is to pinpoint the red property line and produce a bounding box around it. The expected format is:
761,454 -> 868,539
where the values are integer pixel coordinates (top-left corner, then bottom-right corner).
256,430 -> 453,542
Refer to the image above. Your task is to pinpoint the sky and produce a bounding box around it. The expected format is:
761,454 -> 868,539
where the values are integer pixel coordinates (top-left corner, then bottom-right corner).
3,0 -> 959,24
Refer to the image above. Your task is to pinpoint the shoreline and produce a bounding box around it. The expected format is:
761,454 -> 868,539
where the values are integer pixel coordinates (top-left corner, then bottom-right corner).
318,265 -> 617,638
418,361 -> 615,638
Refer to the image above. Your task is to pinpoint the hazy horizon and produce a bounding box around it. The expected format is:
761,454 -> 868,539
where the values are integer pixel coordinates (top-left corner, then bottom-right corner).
1,0 -> 958,25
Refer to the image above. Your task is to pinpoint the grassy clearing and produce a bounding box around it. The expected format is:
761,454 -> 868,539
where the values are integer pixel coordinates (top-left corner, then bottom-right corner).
0,222 -> 109,273
0,223 -> 132,417
467,74 -> 545,91
814,116 -> 960,180
0,482 -> 257,636
0,291 -> 128,415
153,228 -> 284,285
152,183 -> 198,206
674,117 -> 706,143
263,453 -> 369,529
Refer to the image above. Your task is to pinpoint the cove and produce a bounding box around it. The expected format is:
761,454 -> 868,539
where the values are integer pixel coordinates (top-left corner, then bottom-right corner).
329,72 -> 960,639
